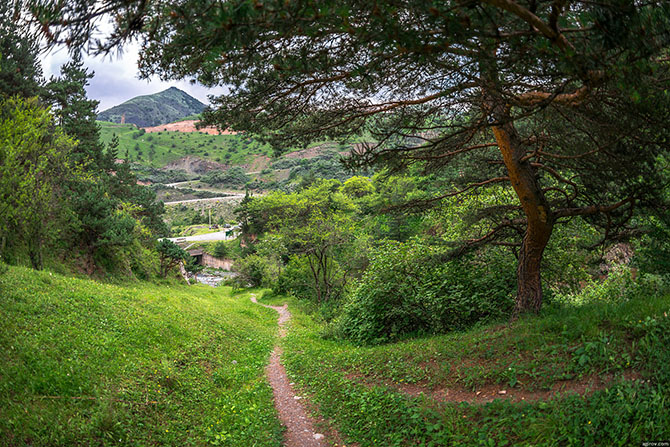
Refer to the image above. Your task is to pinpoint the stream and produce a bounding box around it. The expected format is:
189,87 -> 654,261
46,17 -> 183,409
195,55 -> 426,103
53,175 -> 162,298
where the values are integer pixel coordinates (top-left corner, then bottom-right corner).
194,270 -> 238,287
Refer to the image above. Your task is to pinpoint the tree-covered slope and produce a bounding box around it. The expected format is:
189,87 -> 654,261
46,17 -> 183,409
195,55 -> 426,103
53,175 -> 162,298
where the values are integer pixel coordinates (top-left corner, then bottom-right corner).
97,87 -> 206,127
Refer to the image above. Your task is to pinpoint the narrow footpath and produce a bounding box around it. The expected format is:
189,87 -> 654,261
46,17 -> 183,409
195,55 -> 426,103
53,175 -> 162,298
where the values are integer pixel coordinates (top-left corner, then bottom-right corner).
250,295 -> 327,447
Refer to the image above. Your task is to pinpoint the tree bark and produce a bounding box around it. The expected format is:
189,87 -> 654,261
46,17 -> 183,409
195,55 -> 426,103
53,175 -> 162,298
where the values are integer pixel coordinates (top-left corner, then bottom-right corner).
490,105 -> 554,315
28,236 -> 43,270
515,224 -> 551,315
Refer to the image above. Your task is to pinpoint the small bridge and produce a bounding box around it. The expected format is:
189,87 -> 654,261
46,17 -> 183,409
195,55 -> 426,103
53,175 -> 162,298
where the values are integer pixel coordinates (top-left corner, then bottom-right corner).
188,249 -> 204,265
187,249 -> 233,270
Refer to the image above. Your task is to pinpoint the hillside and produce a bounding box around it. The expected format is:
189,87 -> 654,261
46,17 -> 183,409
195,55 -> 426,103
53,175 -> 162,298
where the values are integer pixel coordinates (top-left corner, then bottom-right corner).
0,266 -> 283,445
142,119 -> 236,135
98,120 -> 272,169
260,278 -> 670,446
97,87 -> 206,127
98,120 -> 359,190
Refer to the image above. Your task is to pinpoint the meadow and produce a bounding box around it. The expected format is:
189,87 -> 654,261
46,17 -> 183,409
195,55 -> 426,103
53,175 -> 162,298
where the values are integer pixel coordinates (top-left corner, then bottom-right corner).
0,266 -> 283,446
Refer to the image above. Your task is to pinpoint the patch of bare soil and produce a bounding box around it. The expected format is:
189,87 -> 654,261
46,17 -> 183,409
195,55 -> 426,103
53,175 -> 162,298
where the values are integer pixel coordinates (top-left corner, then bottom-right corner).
142,120 -> 237,135
346,369 -> 643,405
163,156 -> 228,175
250,295 -> 332,447
243,155 -> 272,173
281,143 -> 348,160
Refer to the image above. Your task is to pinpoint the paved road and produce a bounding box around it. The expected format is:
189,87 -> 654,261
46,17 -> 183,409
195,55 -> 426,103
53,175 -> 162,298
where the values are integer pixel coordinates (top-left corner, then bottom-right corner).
166,231 -> 238,242
163,195 -> 244,205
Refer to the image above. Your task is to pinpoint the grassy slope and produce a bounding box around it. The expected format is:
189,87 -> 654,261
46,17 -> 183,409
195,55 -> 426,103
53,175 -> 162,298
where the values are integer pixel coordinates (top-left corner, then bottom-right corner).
0,266 -> 282,446
260,284 -> 670,446
98,121 -> 272,168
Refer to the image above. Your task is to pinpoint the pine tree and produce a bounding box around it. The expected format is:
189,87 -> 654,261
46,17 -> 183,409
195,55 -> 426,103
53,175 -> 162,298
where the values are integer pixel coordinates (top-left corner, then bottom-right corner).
43,53 -> 106,170
33,0 -> 670,313
0,2 -> 42,98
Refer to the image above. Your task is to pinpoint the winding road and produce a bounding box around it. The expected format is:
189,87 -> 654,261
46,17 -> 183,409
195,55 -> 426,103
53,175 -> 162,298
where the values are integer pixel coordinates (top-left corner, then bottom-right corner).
165,231 -> 236,243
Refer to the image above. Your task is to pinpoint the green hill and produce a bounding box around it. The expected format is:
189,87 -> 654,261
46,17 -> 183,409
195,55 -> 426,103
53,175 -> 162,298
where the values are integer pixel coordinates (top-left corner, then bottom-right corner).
97,87 -> 206,127
0,266 -> 282,445
98,121 -> 272,169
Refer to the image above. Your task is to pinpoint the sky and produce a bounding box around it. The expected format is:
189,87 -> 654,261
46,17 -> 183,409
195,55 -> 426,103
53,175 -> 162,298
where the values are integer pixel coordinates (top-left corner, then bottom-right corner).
40,41 -> 226,112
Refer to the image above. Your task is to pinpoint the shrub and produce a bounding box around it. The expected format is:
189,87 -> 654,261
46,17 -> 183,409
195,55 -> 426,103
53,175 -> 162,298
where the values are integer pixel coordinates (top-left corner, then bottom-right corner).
212,241 -> 229,258
335,240 -> 515,344
551,265 -> 670,307
233,255 -> 275,287
202,167 -> 250,187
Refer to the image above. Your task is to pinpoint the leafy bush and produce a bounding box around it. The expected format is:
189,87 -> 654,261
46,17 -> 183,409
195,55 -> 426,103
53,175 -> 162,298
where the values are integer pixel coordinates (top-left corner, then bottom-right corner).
335,240 -> 515,344
156,239 -> 188,277
550,265 -> 670,306
233,255 -> 275,287
202,166 -> 250,187
212,241 -> 229,258
634,217 -> 670,275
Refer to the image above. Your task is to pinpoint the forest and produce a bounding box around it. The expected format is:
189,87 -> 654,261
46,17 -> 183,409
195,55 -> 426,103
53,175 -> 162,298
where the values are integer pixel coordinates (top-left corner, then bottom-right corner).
2,1 -> 670,446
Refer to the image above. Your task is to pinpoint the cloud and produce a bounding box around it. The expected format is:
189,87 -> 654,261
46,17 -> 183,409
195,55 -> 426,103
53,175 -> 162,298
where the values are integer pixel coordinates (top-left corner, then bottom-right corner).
40,43 -> 226,112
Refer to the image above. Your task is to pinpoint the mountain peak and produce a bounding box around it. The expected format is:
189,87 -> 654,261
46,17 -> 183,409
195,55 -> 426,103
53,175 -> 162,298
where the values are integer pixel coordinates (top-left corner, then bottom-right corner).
98,87 -> 206,127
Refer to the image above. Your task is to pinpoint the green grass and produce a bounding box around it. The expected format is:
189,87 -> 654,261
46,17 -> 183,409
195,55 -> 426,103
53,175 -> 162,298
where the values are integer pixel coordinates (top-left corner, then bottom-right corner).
0,266 -> 282,446
98,121 -> 273,168
259,279 -> 670,446
177,225 -> 225,237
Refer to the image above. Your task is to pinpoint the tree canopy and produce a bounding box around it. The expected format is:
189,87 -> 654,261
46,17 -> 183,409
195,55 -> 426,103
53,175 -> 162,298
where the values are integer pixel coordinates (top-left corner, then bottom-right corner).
31,0 -> 670,312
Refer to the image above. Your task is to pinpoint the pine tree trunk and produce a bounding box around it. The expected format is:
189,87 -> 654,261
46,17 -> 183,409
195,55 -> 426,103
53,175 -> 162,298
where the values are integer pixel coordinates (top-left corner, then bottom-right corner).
489,103 -> 554,316
28,237 -> 43,270
515,225 -> 551,315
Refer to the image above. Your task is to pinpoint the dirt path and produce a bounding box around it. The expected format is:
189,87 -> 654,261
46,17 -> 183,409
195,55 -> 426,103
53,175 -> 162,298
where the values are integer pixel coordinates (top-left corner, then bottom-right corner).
250,295 -> 327,447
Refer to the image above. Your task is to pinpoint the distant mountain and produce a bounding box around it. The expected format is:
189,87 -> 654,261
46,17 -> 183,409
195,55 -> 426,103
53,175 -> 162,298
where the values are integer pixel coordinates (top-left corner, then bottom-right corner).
97,87 -> 206,128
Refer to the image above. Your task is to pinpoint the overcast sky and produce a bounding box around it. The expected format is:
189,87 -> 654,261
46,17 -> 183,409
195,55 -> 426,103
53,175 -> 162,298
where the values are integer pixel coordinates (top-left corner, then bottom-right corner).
40,41 -> 226,112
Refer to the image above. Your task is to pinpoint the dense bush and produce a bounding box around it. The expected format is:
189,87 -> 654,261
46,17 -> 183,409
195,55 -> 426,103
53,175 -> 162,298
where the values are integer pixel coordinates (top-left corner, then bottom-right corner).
202,166 -> 250,187
233,255 -> 277,287
275,254 -> 348,310
335,240 -> 515,344
634,217 -> 670,275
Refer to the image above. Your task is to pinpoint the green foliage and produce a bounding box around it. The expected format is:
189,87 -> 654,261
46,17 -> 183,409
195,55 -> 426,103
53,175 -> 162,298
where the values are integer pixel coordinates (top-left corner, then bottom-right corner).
0,96 -> 77,269
0,265 -> 282,445
233,254 -> 275,287
337,240 -> 515,344
633,215 -> 670,275
212,240 -> 229,258
203,166 -> 250,188
156,239 -> 188,277
43,53 -> 107,171
0,3 -> 42,98
238,179 -> 364,303
342,176 -> 375,198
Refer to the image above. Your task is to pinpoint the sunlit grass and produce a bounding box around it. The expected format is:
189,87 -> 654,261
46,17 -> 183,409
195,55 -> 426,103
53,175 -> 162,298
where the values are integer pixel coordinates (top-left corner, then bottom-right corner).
0,266 -> 282,446
260,280 -> 670,447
